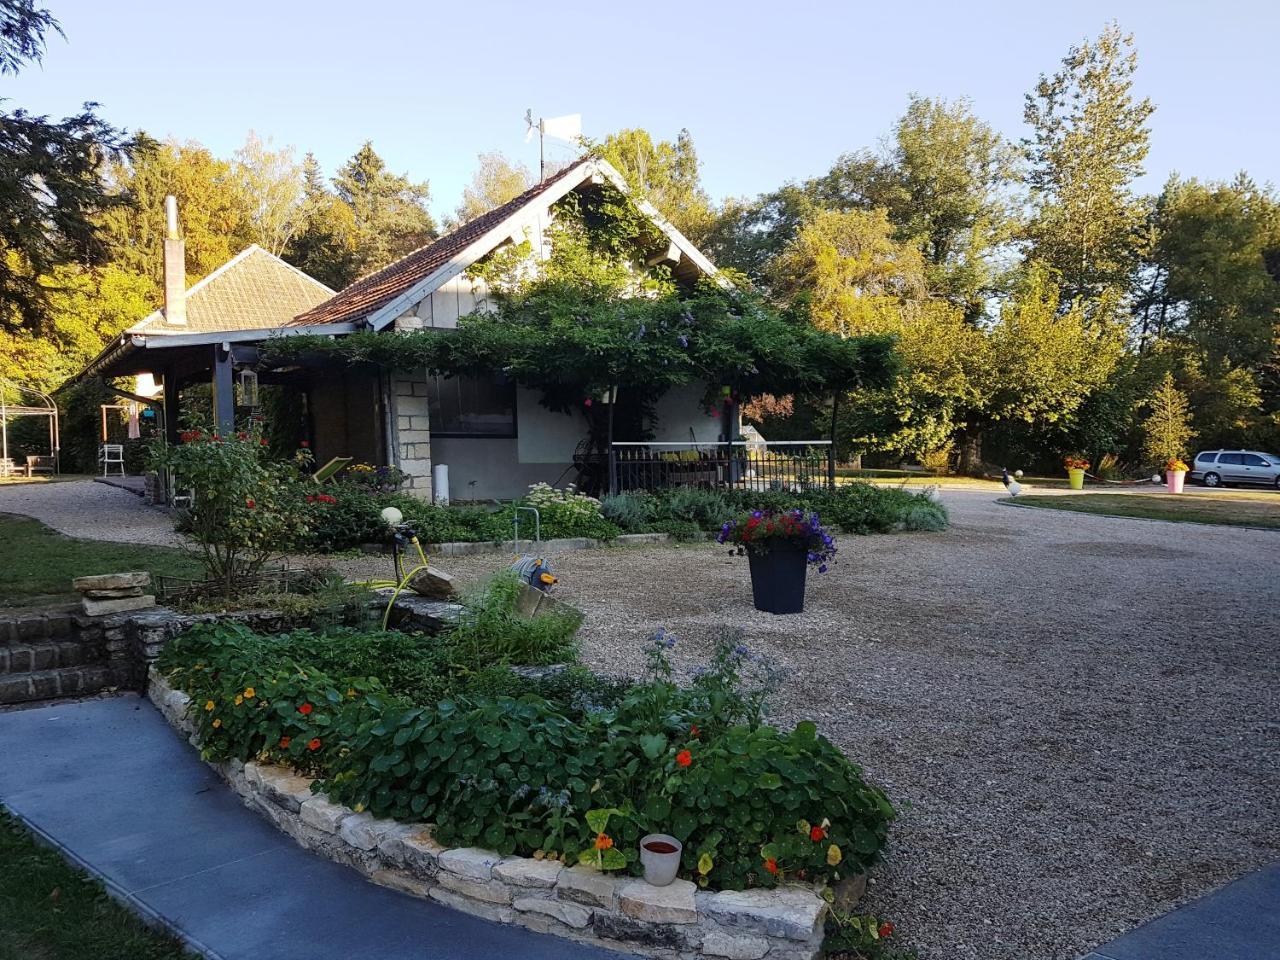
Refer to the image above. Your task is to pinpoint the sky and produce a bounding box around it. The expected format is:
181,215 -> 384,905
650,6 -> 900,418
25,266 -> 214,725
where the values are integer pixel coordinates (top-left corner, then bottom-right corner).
10,0 -> 1279,220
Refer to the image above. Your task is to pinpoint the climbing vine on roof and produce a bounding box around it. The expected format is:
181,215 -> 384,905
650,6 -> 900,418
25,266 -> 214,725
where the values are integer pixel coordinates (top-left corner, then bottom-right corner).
263,175 -> 899,408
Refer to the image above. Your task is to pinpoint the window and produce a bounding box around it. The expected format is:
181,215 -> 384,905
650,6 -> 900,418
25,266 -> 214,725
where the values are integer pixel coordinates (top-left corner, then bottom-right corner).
1242,454 -> 1268,467
1217,453 -> 1243,465
1195,452 -> 1217,463
426,374 -> 516,437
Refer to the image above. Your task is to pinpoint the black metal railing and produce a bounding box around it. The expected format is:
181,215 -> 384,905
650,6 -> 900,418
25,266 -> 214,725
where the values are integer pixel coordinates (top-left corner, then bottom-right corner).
609,441 -> 834,495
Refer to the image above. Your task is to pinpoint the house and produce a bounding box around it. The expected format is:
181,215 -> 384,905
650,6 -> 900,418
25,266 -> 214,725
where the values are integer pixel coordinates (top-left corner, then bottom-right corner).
77,157 -> 730,500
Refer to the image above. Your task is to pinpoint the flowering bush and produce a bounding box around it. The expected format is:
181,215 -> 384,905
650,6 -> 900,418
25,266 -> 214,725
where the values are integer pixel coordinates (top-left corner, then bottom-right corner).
717,509 -> 837,572
1166,458 -> 1189,472
1063,455 -> 1090,471
521,482 -> 619,539
149,430 -> 309,596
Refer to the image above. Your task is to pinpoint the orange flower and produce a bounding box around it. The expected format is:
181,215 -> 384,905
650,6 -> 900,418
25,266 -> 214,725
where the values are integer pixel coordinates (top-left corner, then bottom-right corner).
763,857 -> 778,875
676,749 -> 692,768
212,718 -> 222,728
279,736 -> 291,749
307,738 -> 321,751
298,703 -> 313,715
243,687 -> 255,699
594,832 -> 614,851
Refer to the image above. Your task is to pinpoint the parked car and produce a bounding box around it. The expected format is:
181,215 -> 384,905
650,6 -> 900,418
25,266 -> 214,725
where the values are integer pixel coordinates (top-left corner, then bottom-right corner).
1190,450 -> 1280,488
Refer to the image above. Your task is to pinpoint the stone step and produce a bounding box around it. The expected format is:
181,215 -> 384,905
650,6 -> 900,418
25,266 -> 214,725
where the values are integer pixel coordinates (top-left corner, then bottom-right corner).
0,663 -> 135,706
0,610 -> 77,646
0,640 -> 105,675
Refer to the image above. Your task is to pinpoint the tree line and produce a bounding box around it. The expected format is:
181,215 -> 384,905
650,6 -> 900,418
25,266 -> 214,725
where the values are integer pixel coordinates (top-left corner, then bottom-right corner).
3,2 -> 1276,474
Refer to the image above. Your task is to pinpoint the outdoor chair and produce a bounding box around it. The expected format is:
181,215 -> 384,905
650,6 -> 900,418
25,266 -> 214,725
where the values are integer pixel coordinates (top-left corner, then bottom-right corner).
99,443 -> 126,477
0,458 -> 16,478
312,456 -> 353,484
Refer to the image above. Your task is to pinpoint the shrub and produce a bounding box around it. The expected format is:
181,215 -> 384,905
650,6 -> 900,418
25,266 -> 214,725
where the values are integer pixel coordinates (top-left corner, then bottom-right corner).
522,483 -> 621,540
149,431 -> 309,595
601,491 -> 657,532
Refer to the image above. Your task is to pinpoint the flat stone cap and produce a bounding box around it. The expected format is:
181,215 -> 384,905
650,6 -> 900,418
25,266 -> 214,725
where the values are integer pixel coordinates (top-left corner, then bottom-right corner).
73,572 -> 151,591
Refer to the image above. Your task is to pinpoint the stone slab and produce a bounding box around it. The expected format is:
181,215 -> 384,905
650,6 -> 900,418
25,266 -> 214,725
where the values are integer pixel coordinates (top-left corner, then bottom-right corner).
556,865 -> 618,909
513,896 -> 593,929
84,586 -> 145,599
81,594 -> 155,617
435,870 -> 513,905
252,765 -> 315,814
617,878 -> 698,924
702,886 -> 827,941
439,846 -> 503,882
494,857 -> 564,889
72,572 -> 150,591
299,796 -> 351,834
701,928 -> 771,959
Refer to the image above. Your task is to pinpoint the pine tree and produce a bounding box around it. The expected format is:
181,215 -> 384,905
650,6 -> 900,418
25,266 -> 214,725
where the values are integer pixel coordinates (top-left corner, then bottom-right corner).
1024,22 -> 1154,306
1141,372 -> 1194,467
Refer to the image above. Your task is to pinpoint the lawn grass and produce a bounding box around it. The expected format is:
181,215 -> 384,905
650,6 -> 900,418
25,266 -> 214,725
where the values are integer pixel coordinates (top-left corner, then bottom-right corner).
1007,492 -> 1280,529
0,810 -> 192,960
0,514 -> 201,608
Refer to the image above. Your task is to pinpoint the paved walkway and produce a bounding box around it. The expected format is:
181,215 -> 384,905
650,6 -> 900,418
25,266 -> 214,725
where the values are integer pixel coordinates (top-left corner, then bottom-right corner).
1082,862 -> 1279,960
0,695 -> 627,960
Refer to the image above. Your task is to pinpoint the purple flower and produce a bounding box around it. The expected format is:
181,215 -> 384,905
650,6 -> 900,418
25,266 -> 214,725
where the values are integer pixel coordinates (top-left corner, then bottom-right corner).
678,335 -> 689,347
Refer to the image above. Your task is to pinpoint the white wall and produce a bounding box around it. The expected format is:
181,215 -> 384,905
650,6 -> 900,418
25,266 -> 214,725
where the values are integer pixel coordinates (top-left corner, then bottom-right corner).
651,382 -> 724,443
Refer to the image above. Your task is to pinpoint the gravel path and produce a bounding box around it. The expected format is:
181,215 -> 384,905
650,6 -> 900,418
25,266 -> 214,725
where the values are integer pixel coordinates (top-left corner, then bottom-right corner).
431,492 -> 1280,960
3,481 -> 1277,959
0,479 -> 185,548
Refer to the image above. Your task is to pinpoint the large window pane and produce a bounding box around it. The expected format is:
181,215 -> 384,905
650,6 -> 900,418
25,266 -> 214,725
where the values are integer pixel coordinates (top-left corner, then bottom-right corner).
426,374 -> 516,437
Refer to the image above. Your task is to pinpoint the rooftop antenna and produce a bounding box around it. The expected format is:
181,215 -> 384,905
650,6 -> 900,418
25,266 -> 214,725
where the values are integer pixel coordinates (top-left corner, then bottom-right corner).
525,110 -> 582,183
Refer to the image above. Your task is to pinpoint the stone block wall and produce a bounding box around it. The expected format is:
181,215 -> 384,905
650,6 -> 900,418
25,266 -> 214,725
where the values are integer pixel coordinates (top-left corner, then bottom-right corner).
391,371 -> 432,499
149,670 -> 828,960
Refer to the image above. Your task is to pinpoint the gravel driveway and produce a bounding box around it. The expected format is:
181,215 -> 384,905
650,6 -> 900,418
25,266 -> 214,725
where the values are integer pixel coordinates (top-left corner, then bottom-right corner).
3,480 -> 1277,959
437,491 -> 1280,960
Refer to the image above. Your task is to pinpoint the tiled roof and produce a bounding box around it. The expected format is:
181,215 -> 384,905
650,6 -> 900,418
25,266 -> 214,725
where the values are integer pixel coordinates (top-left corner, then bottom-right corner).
290,157 -> 592,328
132,245 -> 333,335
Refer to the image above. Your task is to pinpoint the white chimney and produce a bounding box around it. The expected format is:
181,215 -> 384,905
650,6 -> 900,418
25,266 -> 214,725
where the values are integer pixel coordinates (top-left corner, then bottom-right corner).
163,195 -> 186,326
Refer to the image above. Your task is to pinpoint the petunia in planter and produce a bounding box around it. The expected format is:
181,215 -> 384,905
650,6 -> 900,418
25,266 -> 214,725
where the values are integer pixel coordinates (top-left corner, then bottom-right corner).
718,509 -> 836,614
1165,458 -> 1189,494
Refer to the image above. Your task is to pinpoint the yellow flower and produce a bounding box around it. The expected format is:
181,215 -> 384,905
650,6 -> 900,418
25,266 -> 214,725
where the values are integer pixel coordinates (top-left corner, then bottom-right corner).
234,695 -> 243,706
353,803 -> 365,813
826,844 -> 842,866
204,700 -> 215,712
346,688 -> 356,699
243,687 -> 256,699
212,718 -> 222,728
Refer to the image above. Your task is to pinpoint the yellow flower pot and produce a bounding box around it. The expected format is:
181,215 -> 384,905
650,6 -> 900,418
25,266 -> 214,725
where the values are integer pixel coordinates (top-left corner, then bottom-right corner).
1066,467 -> 1085,490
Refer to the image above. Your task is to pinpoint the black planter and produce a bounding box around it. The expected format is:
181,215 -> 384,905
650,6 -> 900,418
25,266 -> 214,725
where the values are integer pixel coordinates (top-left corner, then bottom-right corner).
747,543 -> 808,614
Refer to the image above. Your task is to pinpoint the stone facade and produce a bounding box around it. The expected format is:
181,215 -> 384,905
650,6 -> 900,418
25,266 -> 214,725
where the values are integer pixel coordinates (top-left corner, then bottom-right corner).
148,669 -> 829,959
391,371 -> 432,499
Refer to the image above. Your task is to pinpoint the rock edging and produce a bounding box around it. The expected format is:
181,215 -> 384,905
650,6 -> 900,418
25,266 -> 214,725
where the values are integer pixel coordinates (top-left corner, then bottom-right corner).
148,668 -> 826,960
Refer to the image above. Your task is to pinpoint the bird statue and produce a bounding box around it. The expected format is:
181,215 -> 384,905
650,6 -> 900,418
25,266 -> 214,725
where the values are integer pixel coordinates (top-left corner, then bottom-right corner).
1002,467 -> 1023,497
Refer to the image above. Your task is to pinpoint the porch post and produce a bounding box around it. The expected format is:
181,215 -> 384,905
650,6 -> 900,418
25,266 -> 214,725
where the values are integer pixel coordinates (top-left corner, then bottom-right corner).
162,367 -> 180,445
212,345 -> 235,434
827,392 -> 840,491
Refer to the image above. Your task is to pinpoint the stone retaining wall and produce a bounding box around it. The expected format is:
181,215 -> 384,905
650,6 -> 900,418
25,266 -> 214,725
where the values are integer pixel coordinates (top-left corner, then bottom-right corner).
149,669 -> 827,960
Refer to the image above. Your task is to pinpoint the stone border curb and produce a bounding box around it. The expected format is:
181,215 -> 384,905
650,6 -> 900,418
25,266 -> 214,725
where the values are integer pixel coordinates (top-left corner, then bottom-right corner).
427,532 -> 712,557
148,669 -> 826,960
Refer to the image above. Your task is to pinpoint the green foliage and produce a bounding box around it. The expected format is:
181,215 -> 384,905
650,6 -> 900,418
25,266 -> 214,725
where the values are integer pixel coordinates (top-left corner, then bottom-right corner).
824,911 -> 912,959
162,626 -> 894,891
447,572 -> 582,671
1023,22 -> 1154,304
1141,372 -> 1194,467
452,151 -> 533,226
0,0 -> 132,335
597,127 -> 715,243
149,430 -> 310,595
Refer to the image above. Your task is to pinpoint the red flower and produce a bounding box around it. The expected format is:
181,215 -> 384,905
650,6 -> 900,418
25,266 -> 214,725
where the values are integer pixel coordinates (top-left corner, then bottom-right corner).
809,825 -> 826,842
878,922 -> 894,938
675,749 -> 692,768
236,431 -> 248,440
298,703 -> 313,715
279,736 -> 291,748
763,857 -> 779,875
689,724 -> 700,738
307,738 -> 321,751
245,497 -> 255,509
211,434 -> 220,441
300,440 -> 310,448
306,495 -> 315,503
259,438 -> 269,446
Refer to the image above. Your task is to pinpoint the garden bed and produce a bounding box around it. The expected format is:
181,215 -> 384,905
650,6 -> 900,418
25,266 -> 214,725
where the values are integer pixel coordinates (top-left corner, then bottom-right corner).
149,668 -> 829,959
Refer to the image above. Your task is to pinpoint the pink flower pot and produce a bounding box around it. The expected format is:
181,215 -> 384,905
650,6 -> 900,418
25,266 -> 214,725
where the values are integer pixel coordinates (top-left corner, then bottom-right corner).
1166,470 -> 1186,493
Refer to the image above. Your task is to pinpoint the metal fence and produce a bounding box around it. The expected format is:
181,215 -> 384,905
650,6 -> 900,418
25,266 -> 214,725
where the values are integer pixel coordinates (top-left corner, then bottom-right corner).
609,441 -> 834,494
